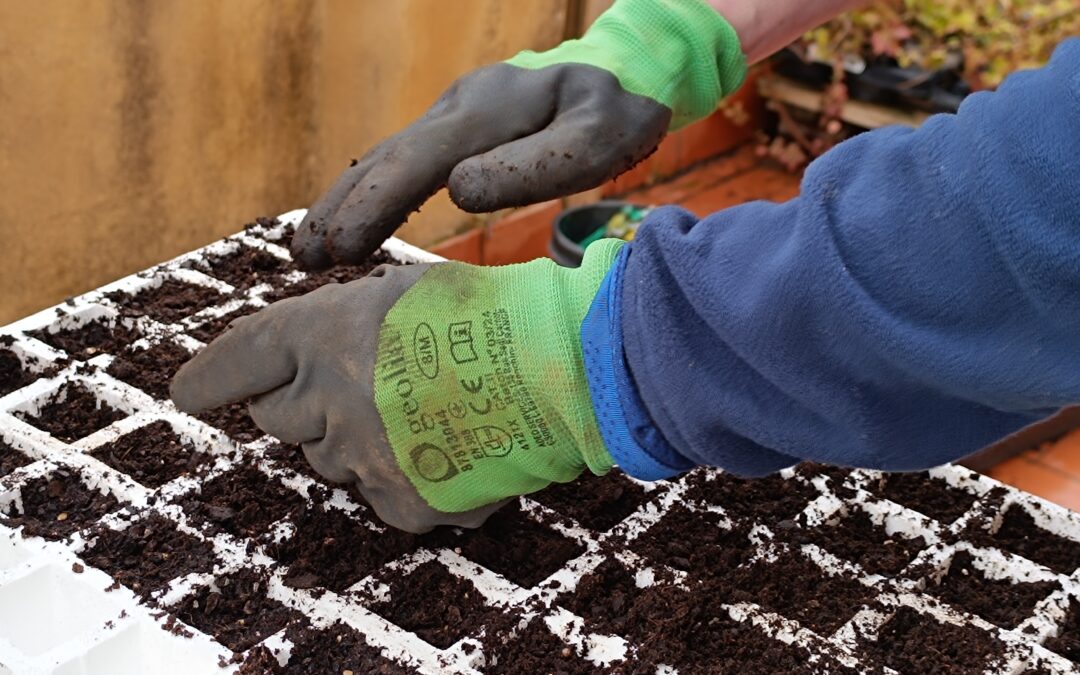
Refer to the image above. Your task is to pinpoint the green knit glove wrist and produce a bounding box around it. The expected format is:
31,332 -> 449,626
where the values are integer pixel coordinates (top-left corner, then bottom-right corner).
507,0 -> 746,129
373,240 -> 625,513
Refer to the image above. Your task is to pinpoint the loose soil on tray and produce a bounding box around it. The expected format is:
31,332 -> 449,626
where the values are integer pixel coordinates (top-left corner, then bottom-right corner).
264,502 -> 417,593
196,400 -> 263,443
0,471 -> 121,540
29,318 -> 141,360
530,471 -> 649,532
684,470 -> 817,523
0,348 -> 37,397
633,504 -> 752,574
241,619 -> 415,674
263,442 -> 326,483
193,245 -> 291,291
454,504 -> 584,588
859,605 -> 1004,674
174,567 -> 305,652
561,558 -> 646,639
928,550 -> 1057,629
988,507 -> 1080,575
261,250 -> 394,303
181,466 -> 305,538
105,340 -> 192,400
16,383 -> 125,442
109,278 -> 227,324
90,421 -> 211,488
81,513 -> 217,599
872,472 -> 977,524
482,616 -> 600,675
0,439 -> 31,477
188,305 -> 260,344
368,559 -> 503,649
1044,597 -> 1080,664
787,510 -> 928,577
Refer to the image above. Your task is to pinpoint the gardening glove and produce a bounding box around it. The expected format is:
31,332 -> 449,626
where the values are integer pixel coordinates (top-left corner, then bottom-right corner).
170,239 -> 625,533
292,0 -> 746,270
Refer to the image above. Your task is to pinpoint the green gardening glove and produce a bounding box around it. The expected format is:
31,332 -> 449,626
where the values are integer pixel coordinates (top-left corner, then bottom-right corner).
293,0 -> 746,270
171,240 -> 625,531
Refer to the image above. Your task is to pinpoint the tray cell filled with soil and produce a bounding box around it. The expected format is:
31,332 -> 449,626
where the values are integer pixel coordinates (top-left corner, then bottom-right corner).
195,400 -> 263,443
104,339 -> 193,400
90,420 -> 212,488
80,513 -> 218,599
15,383 -> 126,442
262,442 -> 327,484
109,278 -> 227,324
871,471 -> 978,524
187,304 -> 261,344
261,249 -> 395,303
188,245 -> 291,291
367,559 -> 504,649
683,470 -> 818,523
482,616 -> 599,675
559,558 -> 651,640
0,346 -> 41,397
241,619 -> 416,674
180,466 -> 305,538
1043,597 -> 1080,664
265,502 -> 417,593
859,605 -> 1005,674
28,316 -> 141,360
0,438 -> 32,477
987,505 -> 1080,575
0,470 -> 121,540
632,504 -> 752,574
529,470 -> 649,533
927,549 -> 1058,629
787,508 -> 929,577
173,567 -> 304,652
453,504 -> 585,589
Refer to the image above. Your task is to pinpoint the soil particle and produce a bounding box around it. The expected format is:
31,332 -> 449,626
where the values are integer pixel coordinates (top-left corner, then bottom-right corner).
684,470 -> 817,523
0,348 -> 35,397
872,472 -> 977,524
188,305 -> 260,344
454,504 -> 584,588
633,504 -> 752,574
0,471 -> 121,540
0,439 -> 32,477
110,278 -> 227,324
29,318 -> 142,360
1043,597 -> 1080,664
196,400 -> 262,443
859,605 -> 1005,674
192,245 -> 291,291
482,616 -> 600,675
987,507 -> 1080,575
181,466 -> 305,538
928,550 -> 1058,629
91,421 -> 211,488
16,383 -> 125,442
105,340 -> 191,399
787,510 -> 928,576
174,567 -> 305,652
240,620 -> 415,674
265,502 -> 417,593
81,514 -> 217,599
530,470 -> 648,532
367,560 -> 503,649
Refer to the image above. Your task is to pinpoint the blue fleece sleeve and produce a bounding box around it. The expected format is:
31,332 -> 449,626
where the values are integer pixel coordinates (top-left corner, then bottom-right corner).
587,39 -> 1080,477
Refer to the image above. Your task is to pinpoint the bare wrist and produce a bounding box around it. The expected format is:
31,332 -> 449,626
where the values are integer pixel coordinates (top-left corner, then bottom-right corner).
706,0 -> 871,64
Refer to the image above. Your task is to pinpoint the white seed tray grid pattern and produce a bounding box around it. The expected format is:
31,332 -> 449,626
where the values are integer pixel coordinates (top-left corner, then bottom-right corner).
0,209 -> 1077,674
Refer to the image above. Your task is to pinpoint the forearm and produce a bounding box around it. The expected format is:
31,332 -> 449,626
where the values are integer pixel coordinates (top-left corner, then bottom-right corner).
708,0 -> 870,64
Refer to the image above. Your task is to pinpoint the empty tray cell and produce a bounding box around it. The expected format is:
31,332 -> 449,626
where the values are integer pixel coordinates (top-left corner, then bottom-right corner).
684,470 -> 817,523
482,617 -> 598,675
560,558 -> 647,639
105,340 -> 193,400
530,471 -> 648,533
196,400 -> 263,443
728,550 -> 872,635
242,619 -> 416,674
188,305 -> 260,344
859,605 -> 1005,674
0,534 -> 34,571
0,345 -> 39,397
455,504 -> 584,588
928,550 -> 1058,629
0,564 -> 125,657
16,383 -> 125,442
173,567 -> 305,652
990,506 -> 1080,575
1043,597 -> 1080,665
0,438 -> 32,477
81,514 -> 218,599
181,466 -> 305,539
872,472 -> 977,524
109,278 -> 226,324
789,510 -> 928,577
29,318 -> 141,360
261,250 -> 395,303
1,470 -> 121,540
368,560 -> 503,649
191,245 -> 290,291
265,503 -> 417,593
633,504 -> 752,574
90,420 -> 211,488
52,618 -> 228,675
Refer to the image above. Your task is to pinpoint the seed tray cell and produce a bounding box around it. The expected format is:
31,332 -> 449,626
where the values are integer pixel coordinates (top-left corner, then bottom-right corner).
4,209 -> 1080,673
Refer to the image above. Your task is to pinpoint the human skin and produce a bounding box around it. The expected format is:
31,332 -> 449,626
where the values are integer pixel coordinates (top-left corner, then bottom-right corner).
708,0 -> 871,64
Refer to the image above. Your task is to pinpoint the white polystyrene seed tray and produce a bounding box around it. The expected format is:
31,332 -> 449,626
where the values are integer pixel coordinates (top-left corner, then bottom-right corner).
0,208 -> 1077,673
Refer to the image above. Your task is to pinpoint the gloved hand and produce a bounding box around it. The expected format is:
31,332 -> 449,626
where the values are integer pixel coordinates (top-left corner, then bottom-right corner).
170,240 -> 625,532
292,0 -> 746,270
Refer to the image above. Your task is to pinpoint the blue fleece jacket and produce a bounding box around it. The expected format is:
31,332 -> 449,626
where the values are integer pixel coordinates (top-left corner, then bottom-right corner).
582,38 -> 1080,480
